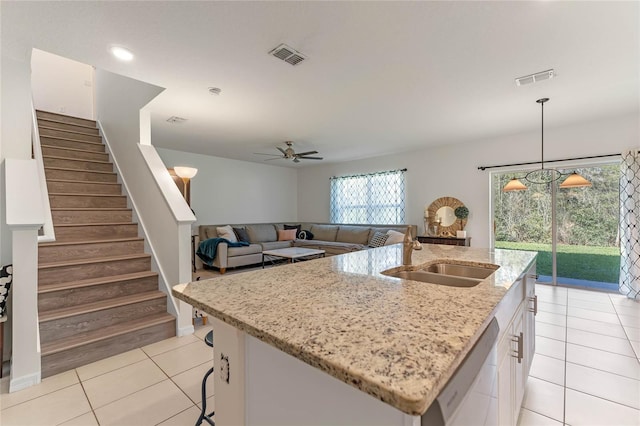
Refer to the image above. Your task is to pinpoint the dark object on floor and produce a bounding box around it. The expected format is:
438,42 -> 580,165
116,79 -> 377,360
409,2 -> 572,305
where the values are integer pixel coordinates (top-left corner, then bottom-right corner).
196,330 -> 215,426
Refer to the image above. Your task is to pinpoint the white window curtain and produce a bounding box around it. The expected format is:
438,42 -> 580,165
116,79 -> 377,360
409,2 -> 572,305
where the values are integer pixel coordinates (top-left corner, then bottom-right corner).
330,169 -> 406,224
619,149 -> 640,299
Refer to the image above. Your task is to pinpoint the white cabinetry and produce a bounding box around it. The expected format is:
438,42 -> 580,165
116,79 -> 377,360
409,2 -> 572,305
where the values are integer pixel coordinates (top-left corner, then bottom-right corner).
496,262 -> 537,426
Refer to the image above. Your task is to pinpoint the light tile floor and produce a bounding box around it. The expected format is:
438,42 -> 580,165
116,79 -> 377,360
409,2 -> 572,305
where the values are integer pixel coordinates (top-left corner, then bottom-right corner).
0,323 -> 214,426
0,284 -> 638,425
518,284 -> 640,426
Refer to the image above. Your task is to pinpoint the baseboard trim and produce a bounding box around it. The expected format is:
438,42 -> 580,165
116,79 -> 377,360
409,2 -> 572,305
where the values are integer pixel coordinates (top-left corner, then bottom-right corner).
10,371 -> 42,393
177,324 -> 195,337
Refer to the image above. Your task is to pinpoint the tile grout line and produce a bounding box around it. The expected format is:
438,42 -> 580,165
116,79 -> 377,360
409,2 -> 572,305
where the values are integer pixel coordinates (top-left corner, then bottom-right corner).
66,369 -> 100,426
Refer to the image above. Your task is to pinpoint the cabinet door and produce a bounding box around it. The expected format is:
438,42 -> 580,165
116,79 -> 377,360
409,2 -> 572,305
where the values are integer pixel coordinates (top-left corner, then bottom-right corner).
497,330 -> 515,426
524,263 -> 537,376
512,308 -> 526,426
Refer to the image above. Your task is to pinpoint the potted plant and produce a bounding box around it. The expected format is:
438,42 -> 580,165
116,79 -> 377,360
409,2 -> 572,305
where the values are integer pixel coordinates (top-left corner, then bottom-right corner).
454,206 -> 469,238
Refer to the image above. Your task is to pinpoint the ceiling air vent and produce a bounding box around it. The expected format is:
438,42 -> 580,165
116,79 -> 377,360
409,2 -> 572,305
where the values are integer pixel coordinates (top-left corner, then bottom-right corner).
269,43 -> 307,66
515,69 -> 555,87
166,116 -> 187,124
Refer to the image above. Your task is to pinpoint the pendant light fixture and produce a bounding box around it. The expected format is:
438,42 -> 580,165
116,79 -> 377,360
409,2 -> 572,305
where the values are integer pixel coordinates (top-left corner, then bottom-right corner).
502,98 -> 592,192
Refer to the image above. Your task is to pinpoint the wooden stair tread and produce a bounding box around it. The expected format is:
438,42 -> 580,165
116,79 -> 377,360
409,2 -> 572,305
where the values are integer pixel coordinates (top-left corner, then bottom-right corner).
47,179 -> 119,186
43,155 -> 111,165
45,166 -> 115,175
53,222 -> 135,228
39,290 -> 166,323
36,110 -> 96,125
39,253 -> 150,269
49,193 -> 125,197
40,237 -> 142,247
37,118 -> 97,131
39,271 -> 158,294
39,136 -> 104,146
39,125 -> 99,138
41,313 -> 174,356
41,144 -> 106,155
51,207 -> 131,211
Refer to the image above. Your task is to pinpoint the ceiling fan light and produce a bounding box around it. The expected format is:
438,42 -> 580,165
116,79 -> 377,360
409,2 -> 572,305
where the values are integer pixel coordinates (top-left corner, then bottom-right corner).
503,178 -> 528,192
559,172 -> 592,189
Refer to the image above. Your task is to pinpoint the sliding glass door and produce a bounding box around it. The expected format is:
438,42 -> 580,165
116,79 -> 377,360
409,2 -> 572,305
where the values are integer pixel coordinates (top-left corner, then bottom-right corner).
492,163 -> 620,290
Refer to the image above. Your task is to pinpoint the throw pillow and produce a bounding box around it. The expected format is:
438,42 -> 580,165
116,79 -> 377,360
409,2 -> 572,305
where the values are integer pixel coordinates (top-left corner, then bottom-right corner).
368,231 -> 389,248
233,227 -> 250,243
284,224 -> 302,234
277,229 -> 298,241
216,225 -> 237,243
298,230 -> 314,240
384,230 -> 405,245
0,264 -> 13,317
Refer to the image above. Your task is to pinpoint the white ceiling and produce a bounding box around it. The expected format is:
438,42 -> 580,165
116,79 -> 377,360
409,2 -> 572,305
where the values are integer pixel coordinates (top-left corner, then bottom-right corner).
3,1 -> 638,166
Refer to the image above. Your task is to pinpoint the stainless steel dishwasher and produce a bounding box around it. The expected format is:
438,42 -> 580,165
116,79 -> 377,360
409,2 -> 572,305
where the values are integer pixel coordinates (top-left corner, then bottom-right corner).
421,317 -> 499,426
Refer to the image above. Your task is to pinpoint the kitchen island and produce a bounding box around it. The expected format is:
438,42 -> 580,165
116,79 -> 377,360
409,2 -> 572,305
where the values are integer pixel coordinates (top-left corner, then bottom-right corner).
173,244 -> 537,425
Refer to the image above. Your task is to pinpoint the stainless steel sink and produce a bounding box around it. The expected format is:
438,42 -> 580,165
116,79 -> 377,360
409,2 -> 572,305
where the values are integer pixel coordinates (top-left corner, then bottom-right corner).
383,270 -> 482,287
381,262 -> 498,287
424,263 -> 497,280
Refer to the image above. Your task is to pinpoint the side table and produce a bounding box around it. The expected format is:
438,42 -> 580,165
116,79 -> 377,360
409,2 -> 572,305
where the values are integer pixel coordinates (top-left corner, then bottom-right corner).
417,236 -> 471,247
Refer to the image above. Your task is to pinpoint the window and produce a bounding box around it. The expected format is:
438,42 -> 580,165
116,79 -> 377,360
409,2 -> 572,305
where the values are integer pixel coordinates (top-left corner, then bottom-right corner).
330,169 -> 406,224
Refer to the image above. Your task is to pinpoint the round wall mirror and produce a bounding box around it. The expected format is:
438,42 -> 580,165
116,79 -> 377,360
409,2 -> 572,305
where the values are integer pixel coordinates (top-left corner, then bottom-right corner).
426,197 -> 467,237
436,206 -> 456,227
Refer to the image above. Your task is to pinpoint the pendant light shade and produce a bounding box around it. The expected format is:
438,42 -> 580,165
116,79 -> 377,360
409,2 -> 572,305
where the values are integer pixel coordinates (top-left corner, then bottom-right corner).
559,172 -> 592,189
501,98 -> 591,192
502,178 -> 528,192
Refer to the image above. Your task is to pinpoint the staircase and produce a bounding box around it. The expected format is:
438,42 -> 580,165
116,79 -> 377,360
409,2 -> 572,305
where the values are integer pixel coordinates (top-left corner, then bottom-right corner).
36,110 -> 176,378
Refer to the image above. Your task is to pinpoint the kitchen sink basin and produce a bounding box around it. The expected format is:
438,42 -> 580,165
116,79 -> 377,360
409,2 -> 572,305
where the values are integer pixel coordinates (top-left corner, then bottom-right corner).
381,262 -> 499,287
424,263 -> 497,280
383,270 -> 482,287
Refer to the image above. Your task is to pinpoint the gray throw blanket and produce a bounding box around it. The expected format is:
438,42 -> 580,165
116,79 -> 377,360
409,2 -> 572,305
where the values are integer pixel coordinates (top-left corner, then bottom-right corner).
196,238 -> 250,266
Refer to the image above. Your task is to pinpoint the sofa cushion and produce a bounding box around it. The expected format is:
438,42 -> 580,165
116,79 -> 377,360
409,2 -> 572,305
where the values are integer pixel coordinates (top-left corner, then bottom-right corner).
310,224 -> 339,242
385,229 -> 405,245
261,241 -> 293,251
217,225 -> 237,242
233,227 -> 250,243
368,231 -> 389,248
294,239 -> 366,255
278,229 -> 297,241
284,224 -> 301,234
298,230 -> 314,240
337,226 -> 371,244
227,243 -> 262,257
246,224 -> 277,242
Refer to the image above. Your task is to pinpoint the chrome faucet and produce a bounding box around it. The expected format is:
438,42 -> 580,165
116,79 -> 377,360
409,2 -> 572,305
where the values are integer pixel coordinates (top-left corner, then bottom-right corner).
403,227 -> 413,265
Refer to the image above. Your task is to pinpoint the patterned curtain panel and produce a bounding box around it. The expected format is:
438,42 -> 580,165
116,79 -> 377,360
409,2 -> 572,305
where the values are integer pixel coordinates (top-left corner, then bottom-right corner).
619,149 -> 640,299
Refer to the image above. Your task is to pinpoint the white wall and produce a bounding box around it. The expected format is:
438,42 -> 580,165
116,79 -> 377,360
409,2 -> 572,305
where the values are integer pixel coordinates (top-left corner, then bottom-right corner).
156,148 -> 298,226
31,49 -> 94,120
298,113 -> 639,248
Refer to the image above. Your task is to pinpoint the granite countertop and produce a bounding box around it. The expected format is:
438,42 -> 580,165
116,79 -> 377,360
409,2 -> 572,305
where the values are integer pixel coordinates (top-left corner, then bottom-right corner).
173,245 -> 536,416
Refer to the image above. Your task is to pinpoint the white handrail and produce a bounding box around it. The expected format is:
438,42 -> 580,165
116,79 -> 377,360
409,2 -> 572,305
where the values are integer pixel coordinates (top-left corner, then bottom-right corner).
31,103 -> 55,243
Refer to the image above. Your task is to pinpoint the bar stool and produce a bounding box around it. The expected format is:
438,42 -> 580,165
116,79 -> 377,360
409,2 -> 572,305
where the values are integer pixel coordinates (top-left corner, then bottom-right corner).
196,330 -> 215,426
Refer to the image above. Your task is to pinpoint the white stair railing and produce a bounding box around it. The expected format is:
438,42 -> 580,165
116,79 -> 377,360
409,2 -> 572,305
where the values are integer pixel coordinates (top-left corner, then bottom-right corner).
31,103 -> 55,243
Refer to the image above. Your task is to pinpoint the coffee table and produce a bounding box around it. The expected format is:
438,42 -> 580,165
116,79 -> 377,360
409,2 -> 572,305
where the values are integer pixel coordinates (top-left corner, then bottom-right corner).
262,247 -> 326,268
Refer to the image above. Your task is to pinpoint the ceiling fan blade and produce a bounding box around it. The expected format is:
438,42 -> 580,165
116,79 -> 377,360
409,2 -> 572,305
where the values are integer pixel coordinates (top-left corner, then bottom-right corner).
293,158 -> 300,163
254,152 -> 281,156
299,156 -> 323,160
294,150 -> 318,156
276,147 -> 287,155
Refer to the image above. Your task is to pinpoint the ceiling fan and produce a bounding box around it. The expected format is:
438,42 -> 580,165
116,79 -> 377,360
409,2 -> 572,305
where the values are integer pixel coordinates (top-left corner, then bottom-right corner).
254,141 -> 323,163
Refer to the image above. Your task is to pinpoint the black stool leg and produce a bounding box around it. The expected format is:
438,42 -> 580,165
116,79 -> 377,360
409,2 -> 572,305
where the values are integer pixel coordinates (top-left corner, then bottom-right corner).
195,367 -> 215,426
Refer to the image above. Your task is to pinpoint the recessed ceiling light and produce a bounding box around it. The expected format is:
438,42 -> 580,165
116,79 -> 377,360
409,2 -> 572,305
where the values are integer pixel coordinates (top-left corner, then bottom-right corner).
110,46 -> 134,62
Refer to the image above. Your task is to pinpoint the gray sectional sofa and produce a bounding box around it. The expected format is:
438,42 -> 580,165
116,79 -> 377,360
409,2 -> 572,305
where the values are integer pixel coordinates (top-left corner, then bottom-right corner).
198,222 -> 417,273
